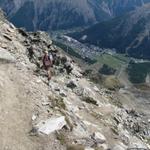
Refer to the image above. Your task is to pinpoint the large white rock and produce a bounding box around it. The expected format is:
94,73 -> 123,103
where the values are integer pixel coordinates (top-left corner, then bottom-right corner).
36,116 -> 66,135
0,47 -> 15,63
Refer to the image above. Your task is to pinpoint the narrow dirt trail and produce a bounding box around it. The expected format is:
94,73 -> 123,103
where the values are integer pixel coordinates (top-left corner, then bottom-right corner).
0,64 -> 37,150
0,64 -> 63,150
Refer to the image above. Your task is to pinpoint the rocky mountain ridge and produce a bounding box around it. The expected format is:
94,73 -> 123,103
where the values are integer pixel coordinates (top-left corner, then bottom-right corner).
71,3 -> 150,59
0,10 -> 150,150
1,0 -> 150,31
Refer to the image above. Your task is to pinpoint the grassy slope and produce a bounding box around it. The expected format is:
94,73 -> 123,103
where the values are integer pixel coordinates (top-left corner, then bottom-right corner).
96,53 -> 129,69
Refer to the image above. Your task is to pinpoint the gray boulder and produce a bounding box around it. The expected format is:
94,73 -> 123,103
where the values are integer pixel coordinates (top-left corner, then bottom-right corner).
67,80 -> 78,89
92,132 -> 106,144
0,47 -> 15,63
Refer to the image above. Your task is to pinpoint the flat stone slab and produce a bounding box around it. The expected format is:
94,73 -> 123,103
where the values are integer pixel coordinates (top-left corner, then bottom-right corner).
36,116 -> 66,135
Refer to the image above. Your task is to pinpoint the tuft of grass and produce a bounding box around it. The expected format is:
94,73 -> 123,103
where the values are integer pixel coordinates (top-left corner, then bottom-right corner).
104,76 -> 122,90
65,116 -> 74,131
67,144 -> 84,150
110,99 -> 123,108
56,132 -> 67,145
48,95 -> 66,110
90,111 -> 103,120
90,73 -> 103,84
60,111 -> 74,131
111,127 -> 119,135
82,96 -> 98,106
146,138 -> 150,145
49,96 -> 74,131
135,84 -> 150,91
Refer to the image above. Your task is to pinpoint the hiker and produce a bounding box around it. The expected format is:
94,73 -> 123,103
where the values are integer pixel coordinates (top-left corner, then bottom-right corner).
42,51 -> 53,80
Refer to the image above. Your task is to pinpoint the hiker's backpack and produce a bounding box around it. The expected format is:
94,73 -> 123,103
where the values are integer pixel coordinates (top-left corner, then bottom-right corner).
49,53 -> 53,63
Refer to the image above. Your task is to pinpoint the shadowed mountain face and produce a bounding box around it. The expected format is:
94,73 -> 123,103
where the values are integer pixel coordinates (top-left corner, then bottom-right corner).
0,0 -> 150,31
71,4 -> 150,59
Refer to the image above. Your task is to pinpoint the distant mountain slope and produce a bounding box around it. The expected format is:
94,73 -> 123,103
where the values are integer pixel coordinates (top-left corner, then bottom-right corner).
71,4 -> 150,59
0,0 -> 150,31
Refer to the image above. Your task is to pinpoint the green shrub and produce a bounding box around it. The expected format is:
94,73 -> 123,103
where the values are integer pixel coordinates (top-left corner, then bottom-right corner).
56,132 -> 66,145
48,95 -> 66,110
99,64 -> 116,75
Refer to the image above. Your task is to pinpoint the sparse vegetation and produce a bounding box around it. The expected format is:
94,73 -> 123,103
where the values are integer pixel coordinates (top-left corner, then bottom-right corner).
67,144 -> 84,150
64,116 -> 74,131
135,84 -> 150,91
111,127 -> 119,135
83,69 -> 93,76
90,73 -> 103,84
99,64 -> 116,75
147,138 -> 150,145
110,99 -> 123,108
82,96 -> 98,106
90,111 -> 103,120
48,95 -> 66,110
56,132 -> 67,145
60,111 -> 74,131
104,76 -> 122,90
